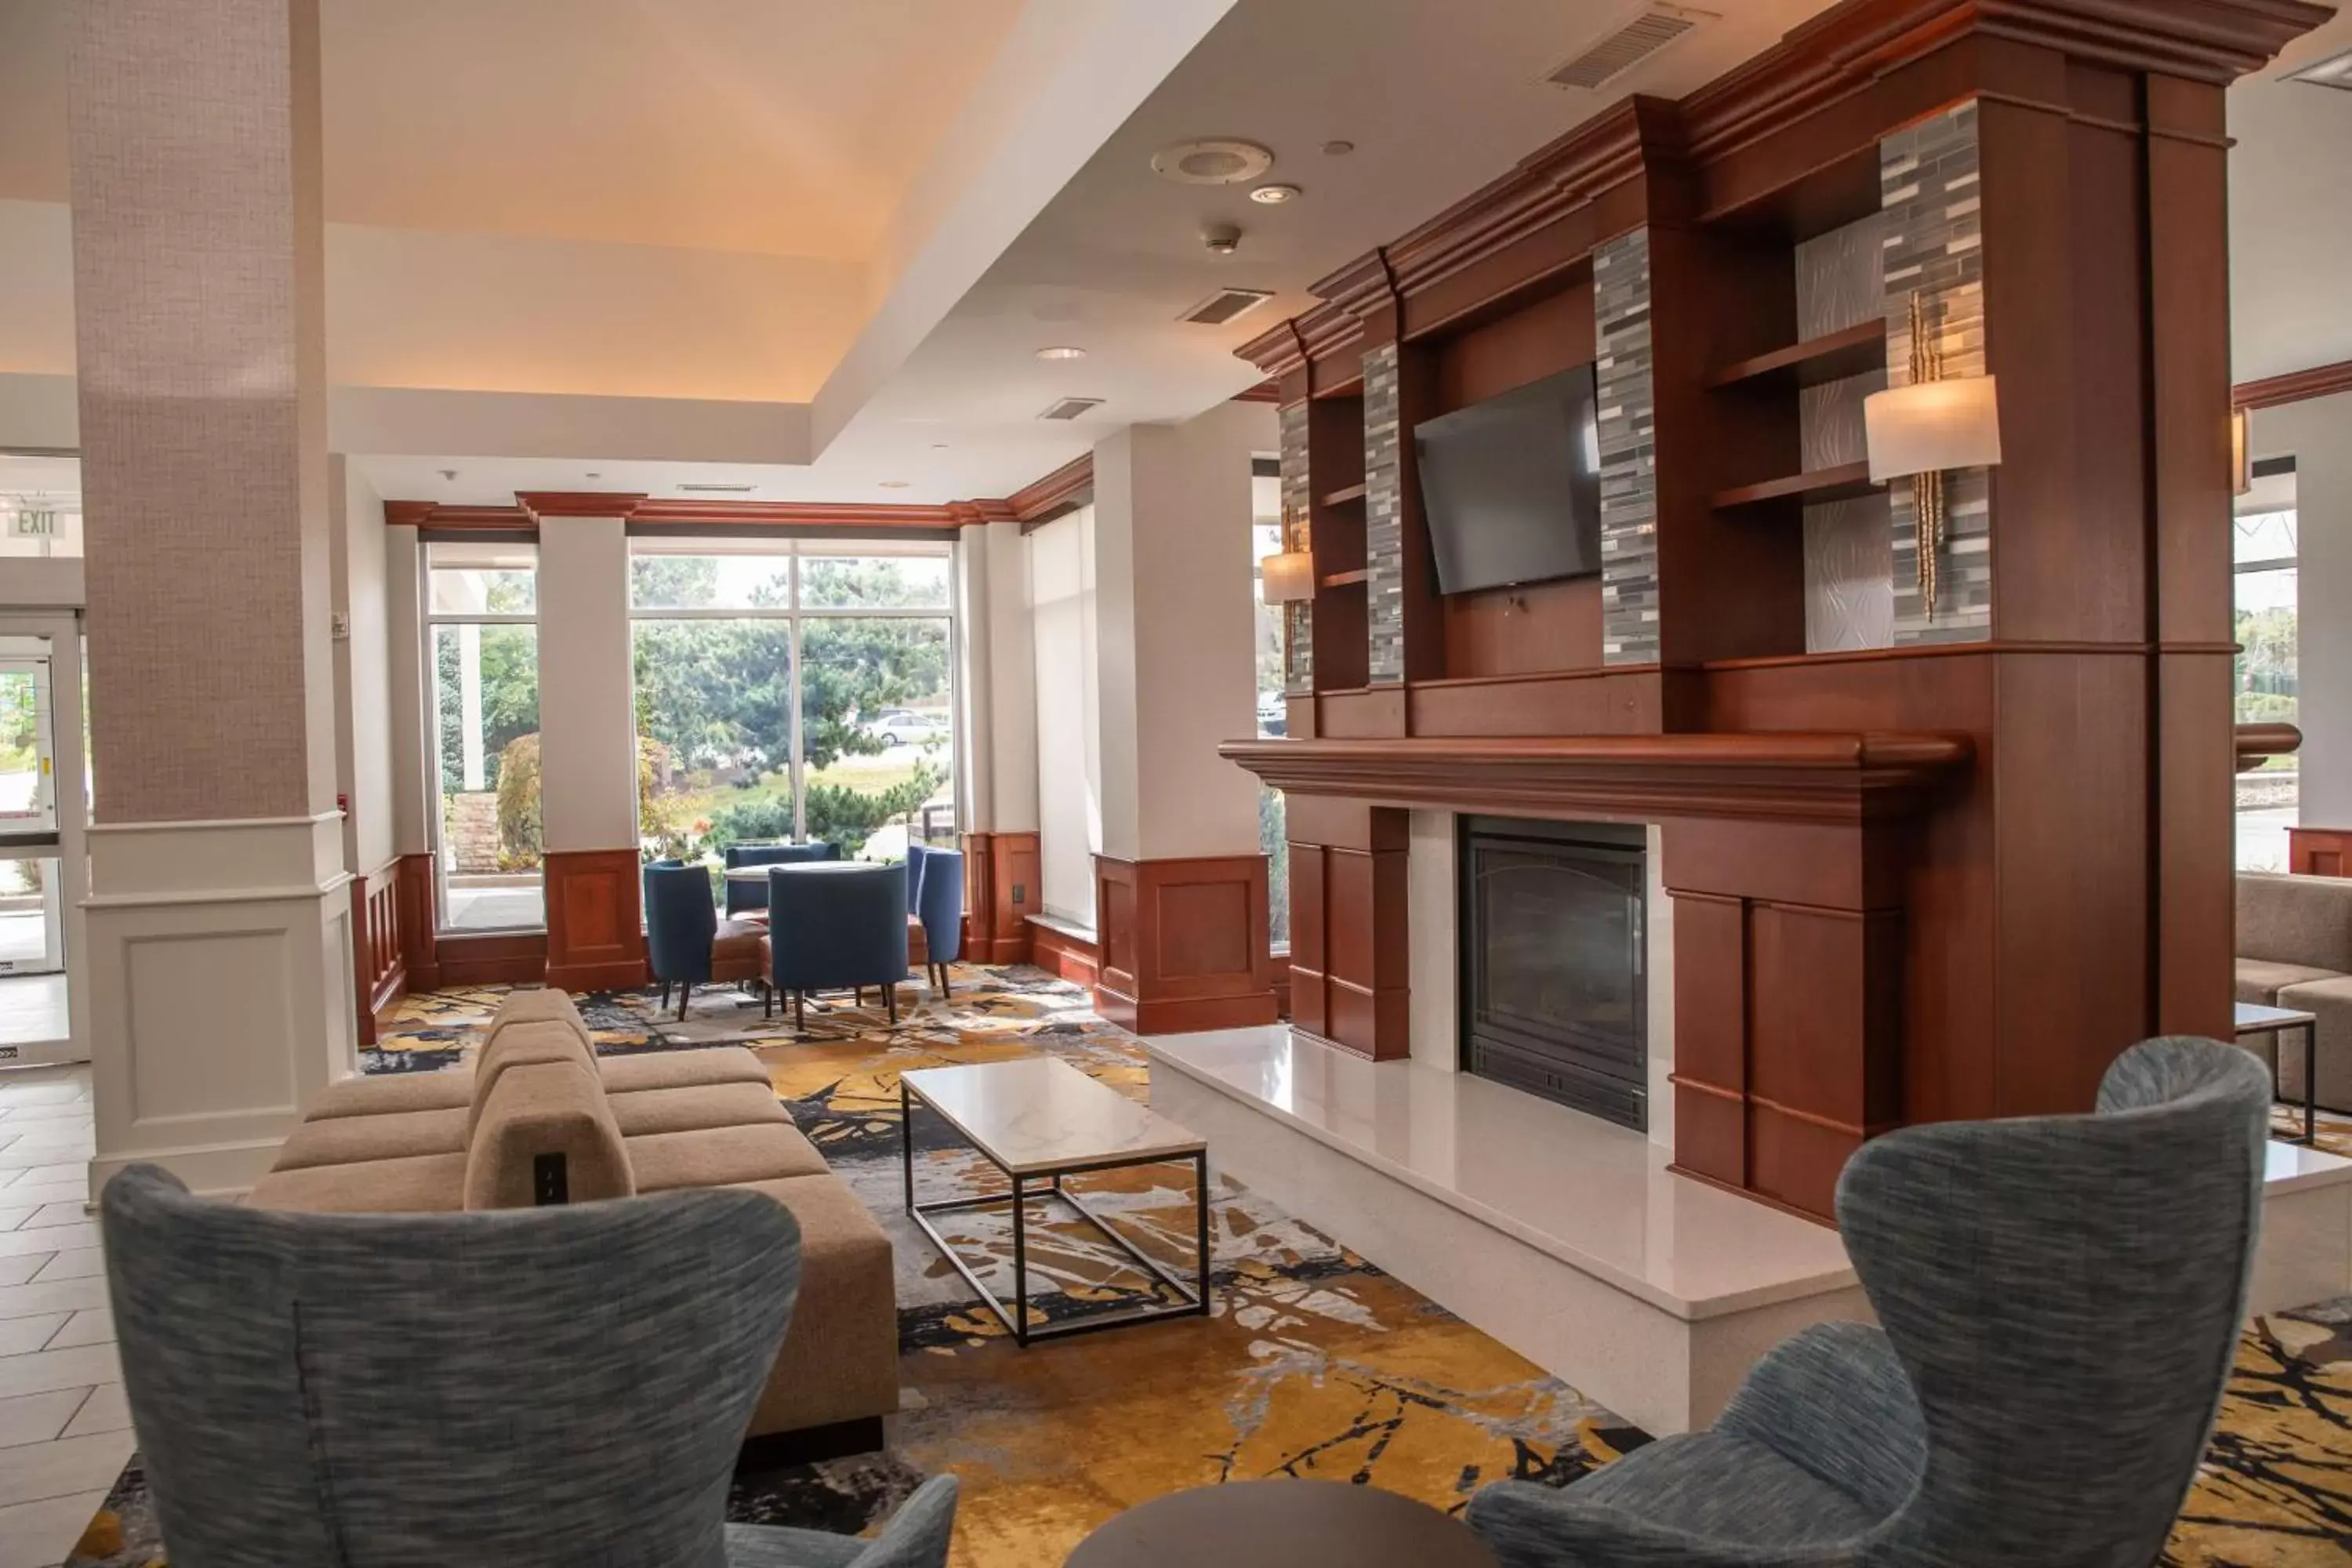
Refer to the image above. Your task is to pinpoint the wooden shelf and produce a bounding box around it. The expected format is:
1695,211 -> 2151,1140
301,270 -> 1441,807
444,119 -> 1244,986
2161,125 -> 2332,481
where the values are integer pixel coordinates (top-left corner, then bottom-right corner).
1706,321 -> 1888,391
1711,461 -> 1878,511
1319,568 -> 1371,590
1320,482 -> 1369,506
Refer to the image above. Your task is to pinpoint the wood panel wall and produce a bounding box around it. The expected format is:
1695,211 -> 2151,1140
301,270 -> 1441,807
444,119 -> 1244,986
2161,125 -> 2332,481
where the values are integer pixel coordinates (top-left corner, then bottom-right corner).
1091,855 -> 1281,1034
543,849 -> 648,993
1283,798 -> 1411,1059
962,830 -> 1041,965
349,861 -> 406,1046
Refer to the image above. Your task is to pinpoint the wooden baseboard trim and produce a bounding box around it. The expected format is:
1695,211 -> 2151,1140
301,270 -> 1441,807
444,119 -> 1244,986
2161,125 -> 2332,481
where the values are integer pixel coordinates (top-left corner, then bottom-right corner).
546,960 -> 650,995
1028,920 -> 1101,987
1091,983 -> 1281,1036
435,933 -> 548,988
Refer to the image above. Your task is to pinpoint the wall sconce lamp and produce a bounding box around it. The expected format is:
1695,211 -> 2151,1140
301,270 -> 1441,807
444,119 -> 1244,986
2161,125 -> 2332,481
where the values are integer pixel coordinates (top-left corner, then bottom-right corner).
1260,550 -> 1316,604
1864,292 -> 2002,619
2231,406 -> 2254,498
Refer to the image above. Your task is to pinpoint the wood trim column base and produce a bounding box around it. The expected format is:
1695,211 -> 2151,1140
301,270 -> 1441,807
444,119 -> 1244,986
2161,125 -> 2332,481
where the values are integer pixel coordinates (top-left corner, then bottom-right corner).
394,853 -> 441,993
543,848 -> 648,993
350,860 -> 407,1046
1091,854 -> 1280,1036
1028,919 -> 1102,986
963,830 -> 1042,966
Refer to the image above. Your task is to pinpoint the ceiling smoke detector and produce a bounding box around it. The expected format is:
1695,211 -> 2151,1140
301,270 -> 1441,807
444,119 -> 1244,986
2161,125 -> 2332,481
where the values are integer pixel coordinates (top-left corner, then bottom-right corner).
2288,45 -> 2352,90
1179,288 -> 1276,326
1039,397 -> 1106,422
1203,223 -> 1243,256
1543,4 -> 1715,91
1151,138 -> 1275,186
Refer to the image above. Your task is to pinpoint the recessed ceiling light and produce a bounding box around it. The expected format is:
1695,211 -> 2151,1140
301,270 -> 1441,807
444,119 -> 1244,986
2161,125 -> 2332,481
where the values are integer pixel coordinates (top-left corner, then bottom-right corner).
1321,140 -> 1355,157
1250,183 -> 1301,205
931,443 -> 951,451
1151,138 -> 1275,186
879,481 -> 913,489
1036,346 -> 1087,361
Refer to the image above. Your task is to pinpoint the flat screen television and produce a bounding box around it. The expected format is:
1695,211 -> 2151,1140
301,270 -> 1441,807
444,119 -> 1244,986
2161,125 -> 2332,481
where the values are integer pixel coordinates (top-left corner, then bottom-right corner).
1414,364 -> 1603,595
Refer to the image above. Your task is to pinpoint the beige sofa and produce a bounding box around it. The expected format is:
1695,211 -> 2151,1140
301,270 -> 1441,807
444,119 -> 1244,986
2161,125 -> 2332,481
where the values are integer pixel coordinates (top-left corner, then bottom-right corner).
2235,871 -> 2352,1112
246,988 -> 898,1447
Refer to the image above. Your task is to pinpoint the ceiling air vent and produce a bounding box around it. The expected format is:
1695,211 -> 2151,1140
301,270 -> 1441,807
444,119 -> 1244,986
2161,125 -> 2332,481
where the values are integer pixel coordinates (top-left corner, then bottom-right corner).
1039,397 -> 1105,421
2287,45 -> 2352,92
676,481 -> 758,493
1544,4 -> 1714,91
1179,287 -> 1276,326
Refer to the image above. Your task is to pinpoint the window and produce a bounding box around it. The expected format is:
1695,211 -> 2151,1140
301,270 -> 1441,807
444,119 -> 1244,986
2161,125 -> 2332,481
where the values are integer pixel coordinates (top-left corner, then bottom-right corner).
630,539 -> 956,867
425,542 -> 542,931
2235,485 -> 2297,873
1252,510 -> 1290,949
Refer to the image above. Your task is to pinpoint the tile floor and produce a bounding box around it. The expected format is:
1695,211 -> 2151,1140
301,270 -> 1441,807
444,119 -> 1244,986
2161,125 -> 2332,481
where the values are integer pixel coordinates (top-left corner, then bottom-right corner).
0,1065 -> 118,1568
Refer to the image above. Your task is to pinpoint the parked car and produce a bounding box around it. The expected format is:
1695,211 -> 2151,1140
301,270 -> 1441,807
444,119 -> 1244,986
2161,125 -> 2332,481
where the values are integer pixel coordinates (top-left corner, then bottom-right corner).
866,711 -> 949,746
1256,692 -> 1286,737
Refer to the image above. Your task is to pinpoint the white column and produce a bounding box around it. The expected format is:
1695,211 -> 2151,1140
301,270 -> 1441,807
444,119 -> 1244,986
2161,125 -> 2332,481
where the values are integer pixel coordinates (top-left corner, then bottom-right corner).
2256,395 -> 2352,825
957,521 -> 1040,835
1091,402 -> 1269,862
385,524 -> 430,858
535,518 -> 637,854
73,0 -> 354,1192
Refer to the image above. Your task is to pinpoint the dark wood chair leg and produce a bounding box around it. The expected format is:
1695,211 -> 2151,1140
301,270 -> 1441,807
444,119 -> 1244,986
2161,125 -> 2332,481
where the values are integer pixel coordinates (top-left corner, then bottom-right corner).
793,990 -> 805,1033
659,979 -> 671,1009
677,982 -> 691,1022
886,983 -> 898,1025
764,983 -> 774,1020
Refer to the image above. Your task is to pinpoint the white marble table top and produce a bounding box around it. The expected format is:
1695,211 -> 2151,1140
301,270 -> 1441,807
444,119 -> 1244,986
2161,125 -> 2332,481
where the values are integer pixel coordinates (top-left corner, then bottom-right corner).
902,1057 -> 1204,1178
2235,1000 -> 2318,1032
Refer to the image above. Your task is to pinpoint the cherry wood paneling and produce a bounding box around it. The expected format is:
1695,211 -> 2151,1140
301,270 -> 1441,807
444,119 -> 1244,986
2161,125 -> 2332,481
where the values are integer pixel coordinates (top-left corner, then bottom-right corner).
395,852 -> 441,992
2292,829 -> 2352,880
1029,920 -> 1102,988
1669,891 -> 1748,1189
1407,668 -> 1662,737
1433,285 -> 1597,413
1441,578 -> 1604,681
1280,805 -> 1410,1061
544,849 -> 648,993
1317,687 -> 1407,739
1091,855 -> 1279,1035
436,932 -> 548,988
350,861 -> 405,1047
962,831 -> 1040,964
2237,359 -> 2352,411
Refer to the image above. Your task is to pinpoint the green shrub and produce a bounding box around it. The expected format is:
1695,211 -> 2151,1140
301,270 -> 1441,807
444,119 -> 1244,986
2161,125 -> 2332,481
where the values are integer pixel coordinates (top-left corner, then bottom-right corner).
495,734 -> 543,870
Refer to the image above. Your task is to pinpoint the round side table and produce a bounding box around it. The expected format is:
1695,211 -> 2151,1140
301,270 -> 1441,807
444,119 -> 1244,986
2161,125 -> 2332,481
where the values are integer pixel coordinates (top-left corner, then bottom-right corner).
1065,1480 -> 1497,1568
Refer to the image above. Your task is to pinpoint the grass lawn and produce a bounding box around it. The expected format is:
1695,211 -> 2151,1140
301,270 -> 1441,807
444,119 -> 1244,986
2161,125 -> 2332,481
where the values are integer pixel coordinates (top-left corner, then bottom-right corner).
652,745 -> 952,825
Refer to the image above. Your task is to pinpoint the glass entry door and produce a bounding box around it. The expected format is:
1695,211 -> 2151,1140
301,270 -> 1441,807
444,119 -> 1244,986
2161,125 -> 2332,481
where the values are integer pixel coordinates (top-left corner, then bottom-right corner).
0,640 -> 61,975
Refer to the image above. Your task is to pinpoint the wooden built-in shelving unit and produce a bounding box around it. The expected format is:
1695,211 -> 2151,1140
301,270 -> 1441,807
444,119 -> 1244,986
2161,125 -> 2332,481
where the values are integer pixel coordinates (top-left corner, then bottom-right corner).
1710,461 -> 1877,512
1705,320 -> 1888,390
1320,482 -> 1368,506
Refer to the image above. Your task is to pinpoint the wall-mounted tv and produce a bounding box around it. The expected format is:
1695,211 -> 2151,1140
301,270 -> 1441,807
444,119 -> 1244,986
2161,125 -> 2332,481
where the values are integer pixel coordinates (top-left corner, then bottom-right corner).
1414,364 -> 1603,596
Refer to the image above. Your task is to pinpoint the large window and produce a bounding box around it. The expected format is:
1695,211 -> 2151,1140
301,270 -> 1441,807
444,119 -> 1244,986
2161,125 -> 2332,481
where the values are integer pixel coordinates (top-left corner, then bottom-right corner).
630,539 -> 955,866
1252,507 -> 1290,949
426,543 -> 542,931
2236,485 -> 2299,873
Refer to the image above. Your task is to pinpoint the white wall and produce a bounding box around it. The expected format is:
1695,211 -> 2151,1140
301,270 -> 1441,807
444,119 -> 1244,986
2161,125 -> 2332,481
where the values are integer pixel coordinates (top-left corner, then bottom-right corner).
1031,505 -> 1101,924
2257,394 -> 2352,824
955,520 -> 1040,837
1091,401 -> 1271,862
328,458 -> 394,873
535,520 -> 637,851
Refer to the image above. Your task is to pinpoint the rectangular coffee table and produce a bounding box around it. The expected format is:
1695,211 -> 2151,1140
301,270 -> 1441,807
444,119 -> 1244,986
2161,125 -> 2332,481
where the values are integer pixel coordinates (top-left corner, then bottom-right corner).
2236,1000 -> 2318,1145
899,1057 -> 1210,1345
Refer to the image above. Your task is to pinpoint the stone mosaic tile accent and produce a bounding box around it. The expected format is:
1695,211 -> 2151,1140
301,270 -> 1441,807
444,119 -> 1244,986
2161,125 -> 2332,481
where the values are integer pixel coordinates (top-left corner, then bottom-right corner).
1881,100 -> 1991,644
1595,229 -> 1660,665
1798,212 -> 1893,653
1279,398 -> 1313,694
1363,343 -> 1406,684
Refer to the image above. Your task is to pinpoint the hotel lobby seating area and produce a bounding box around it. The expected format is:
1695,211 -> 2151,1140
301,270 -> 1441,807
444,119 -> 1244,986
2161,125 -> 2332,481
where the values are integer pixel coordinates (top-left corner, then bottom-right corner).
8,0 -> 2352,1561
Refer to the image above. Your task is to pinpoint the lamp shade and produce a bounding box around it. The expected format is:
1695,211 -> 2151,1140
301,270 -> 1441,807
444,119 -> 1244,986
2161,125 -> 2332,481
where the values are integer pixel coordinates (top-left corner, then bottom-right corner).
1864,375 -> 2002,482
1260,550 -> 1315,604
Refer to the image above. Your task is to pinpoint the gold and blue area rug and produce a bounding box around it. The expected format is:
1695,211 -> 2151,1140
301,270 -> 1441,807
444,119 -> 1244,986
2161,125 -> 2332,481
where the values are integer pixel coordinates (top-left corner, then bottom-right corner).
67,971 -> 2352,1566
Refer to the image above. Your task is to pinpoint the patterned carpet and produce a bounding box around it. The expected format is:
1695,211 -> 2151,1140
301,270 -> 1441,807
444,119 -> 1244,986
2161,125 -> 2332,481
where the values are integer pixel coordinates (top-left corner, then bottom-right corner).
68,968 -> 2352,1566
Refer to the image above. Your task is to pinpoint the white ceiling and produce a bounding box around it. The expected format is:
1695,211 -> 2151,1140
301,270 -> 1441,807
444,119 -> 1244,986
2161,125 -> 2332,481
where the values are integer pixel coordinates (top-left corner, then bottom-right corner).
2230,9 -> 2352,385
9,0 -> 1859,507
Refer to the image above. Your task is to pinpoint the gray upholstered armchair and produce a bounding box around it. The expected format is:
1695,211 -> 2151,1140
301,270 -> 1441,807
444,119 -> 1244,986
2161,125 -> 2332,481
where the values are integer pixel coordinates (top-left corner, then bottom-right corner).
101,1166 -> 956,1568
1466,1036 -> 2270,1568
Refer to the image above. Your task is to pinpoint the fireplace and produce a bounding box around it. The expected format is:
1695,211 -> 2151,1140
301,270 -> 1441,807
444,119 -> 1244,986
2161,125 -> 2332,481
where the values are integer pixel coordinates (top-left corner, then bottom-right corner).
1458,817 -> 1648,1130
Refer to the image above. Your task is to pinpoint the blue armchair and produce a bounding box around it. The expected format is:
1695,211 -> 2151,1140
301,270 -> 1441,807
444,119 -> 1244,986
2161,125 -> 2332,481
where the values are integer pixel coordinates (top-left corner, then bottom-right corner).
914,847 -> 964,994
904,842 -> 928,916
644,862 -> 764,1019
100,1164 -> 959,1566
1465,1036 -> 2272,1568
764,862 -> 909,1031
724,841 -> 839,917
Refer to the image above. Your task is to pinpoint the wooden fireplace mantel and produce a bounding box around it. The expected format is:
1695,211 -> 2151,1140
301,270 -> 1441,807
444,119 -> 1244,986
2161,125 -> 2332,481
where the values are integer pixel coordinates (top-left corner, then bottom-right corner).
1218,731 -> 1973,826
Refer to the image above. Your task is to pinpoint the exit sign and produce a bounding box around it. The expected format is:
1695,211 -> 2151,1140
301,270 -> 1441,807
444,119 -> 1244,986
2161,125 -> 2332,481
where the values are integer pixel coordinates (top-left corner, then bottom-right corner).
8,511 -> 57,539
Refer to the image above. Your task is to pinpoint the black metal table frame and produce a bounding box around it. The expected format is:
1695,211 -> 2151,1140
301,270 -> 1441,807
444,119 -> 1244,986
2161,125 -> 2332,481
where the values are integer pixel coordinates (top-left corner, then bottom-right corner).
2238,1016 -> 2318,1145
900,1078 -> 1210,1346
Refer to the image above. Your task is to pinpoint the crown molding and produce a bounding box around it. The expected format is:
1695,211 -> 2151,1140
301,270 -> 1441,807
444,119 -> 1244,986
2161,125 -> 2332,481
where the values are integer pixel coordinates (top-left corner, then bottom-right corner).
2235,358 -> 2352,412
1232,0 -> 2327,383
516,491 -> 651,520
1007,454 -> 1094,523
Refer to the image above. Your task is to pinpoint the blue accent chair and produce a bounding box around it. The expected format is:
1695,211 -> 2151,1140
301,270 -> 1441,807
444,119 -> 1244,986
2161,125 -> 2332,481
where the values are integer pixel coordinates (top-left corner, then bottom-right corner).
100,1164 -> 960,1567
915,847 -> 964,995
723,841 -> 838,917
764,862 -> 909,1032
1465,1035 -> 2273,1568
904,842 -> 928,916
644,862 -> 764,1020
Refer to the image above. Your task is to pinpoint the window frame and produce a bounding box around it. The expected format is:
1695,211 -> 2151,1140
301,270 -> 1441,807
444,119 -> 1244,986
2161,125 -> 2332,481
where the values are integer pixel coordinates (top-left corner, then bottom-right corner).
423,540 -> 543,935
626,539 -> 960,848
